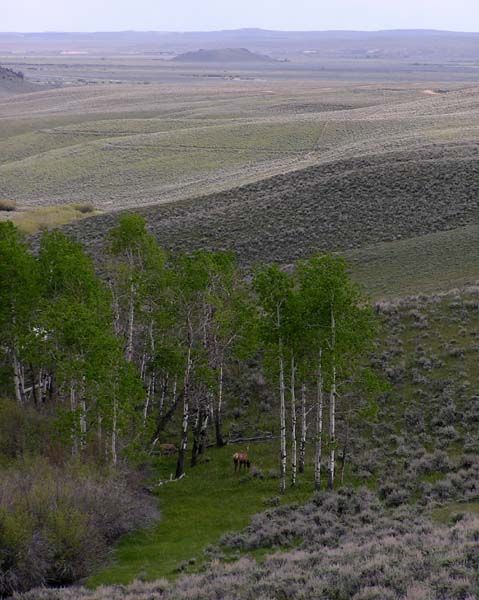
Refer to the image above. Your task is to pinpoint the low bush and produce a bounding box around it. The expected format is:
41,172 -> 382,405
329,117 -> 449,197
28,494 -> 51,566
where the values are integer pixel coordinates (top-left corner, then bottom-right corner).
0,200 -> 16,212
0,459 -> 158,597
73,203 -> 95,214
18,489 -> 479,600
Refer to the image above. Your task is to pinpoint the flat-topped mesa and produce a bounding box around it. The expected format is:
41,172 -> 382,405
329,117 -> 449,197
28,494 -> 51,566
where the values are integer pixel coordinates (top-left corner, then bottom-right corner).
172,47 -> 276,63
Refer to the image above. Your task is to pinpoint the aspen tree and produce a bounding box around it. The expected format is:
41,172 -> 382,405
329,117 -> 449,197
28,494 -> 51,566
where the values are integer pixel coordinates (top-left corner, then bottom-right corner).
254,265 -> 293,494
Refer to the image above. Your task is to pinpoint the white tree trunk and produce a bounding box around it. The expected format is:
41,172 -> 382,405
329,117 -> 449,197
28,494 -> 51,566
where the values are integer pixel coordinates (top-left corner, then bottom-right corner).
80,399 -> 87,445
12,353 -> 26,404
328,306 -> 337,490
198,406 -> 209,455
175,346 -> 192,479
217,364 -> 224,417
143,373 -> 155,425
328,365 -> 337,489
125,282 -> 135,363
70,382 -> 78,456
110,283 -> 122,337
79,376 -> 87,449
112,392 -> 118,465
97,414 -> 103,455
279,349 -> 287,494
39,369 -> 46,403
159,375 -> 167,418
299,383 -> 307,474
314,350 -> 324,490
215,363 -> 225,447
290,356 -> 297,486
172,376 -> 178,406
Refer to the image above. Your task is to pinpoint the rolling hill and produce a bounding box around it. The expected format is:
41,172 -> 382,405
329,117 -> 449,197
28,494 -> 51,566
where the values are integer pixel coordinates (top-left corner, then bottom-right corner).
1,79 -> 475,297
2,55 -> 479,298
172,47 -> 275,62
56,138 -> 479,298
2,83 -> 479,210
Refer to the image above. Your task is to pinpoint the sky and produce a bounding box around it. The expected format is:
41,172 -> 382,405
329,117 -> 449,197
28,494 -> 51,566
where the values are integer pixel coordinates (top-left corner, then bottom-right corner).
3,0 -> 479,33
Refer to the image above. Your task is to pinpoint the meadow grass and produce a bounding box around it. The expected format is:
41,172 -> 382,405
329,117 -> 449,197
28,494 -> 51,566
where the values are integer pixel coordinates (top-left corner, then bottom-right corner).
3,204 -> 100,234
348,223 -> 479,299
88,441 -> 315,586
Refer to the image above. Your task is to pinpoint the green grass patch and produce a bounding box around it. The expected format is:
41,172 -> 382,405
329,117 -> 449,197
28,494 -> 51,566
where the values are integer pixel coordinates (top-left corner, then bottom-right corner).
348,224 -> 479,299
5,204 -> 100,234
432,502 -> 479,524
88,441 -> 315,587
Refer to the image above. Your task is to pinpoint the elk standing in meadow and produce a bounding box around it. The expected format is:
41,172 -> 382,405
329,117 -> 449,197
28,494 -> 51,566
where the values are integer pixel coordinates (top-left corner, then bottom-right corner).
233,451 -> 250,472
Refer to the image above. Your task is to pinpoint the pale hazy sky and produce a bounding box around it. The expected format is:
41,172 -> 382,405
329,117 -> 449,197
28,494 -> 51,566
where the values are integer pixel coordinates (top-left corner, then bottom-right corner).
3,0 -> 479,33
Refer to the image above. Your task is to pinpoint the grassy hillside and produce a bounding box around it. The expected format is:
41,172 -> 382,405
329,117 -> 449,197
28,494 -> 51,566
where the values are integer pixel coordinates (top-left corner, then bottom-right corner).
6,82 -> 477,297
2,81 -> 478,209
17,284 -> 479,599
348,223 -> 479,298
3,79 -> 479,305
47,140 -> 479,300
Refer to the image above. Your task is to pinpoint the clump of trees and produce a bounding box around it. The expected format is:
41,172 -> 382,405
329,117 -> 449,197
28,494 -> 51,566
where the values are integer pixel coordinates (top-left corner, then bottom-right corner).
0,66 -> 24,80
0,216 -> 381,594
254,256 -> 378,493
0,216 -> 379,490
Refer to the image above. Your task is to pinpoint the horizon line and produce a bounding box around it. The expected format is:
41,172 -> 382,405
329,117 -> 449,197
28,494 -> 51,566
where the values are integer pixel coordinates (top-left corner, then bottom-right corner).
2,27 -> 479,35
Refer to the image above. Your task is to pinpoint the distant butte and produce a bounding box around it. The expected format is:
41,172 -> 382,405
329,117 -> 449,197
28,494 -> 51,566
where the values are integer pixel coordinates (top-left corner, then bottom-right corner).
172,47 -> 276,63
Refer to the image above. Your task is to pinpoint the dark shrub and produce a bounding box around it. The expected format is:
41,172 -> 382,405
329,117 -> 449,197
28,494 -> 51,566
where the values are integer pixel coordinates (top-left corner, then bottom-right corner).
0,459 -> 158,596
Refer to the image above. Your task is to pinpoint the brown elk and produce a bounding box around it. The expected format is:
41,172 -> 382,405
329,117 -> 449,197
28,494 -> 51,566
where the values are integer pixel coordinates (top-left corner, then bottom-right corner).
233,451 -> 250,472
159,443 -> 177,456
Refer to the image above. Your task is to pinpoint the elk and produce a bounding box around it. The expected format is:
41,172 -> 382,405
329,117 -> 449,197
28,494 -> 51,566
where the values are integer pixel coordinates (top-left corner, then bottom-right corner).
159,443 -> 177,456
233,451 -> 250,472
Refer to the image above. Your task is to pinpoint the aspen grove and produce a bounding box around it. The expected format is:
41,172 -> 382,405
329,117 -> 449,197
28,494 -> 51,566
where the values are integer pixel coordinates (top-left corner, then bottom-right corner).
0,216 -> 378,492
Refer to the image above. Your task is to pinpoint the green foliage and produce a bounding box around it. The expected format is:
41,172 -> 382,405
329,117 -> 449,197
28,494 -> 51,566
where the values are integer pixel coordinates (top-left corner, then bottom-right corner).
297,254 -> 378,384
39,230 -> 108,309
253,255 -> 380,393
0,222 -> 39,350
0,220 -> 385,593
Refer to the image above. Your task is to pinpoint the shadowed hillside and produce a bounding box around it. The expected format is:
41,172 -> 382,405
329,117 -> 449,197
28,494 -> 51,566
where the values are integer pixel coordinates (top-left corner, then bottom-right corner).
59,141 -> 479,272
